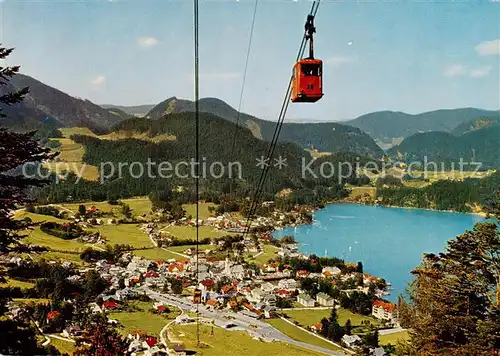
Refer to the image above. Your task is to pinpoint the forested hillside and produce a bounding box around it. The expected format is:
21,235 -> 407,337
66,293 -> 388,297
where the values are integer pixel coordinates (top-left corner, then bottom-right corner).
39,112 -> 376,203
346,108 -> 500,143
388,126 -> 500,169
376,171 -> 500,212
6,74 -> 131,132
145,97 -> 383,157
451,115 -> 500,136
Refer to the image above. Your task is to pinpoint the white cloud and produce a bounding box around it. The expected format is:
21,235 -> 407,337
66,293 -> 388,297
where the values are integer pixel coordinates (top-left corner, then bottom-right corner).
137,37 -> 159,48
443,64 -> 466,77
470,66 -> 492,78
324,56 -> 357,68
474,39 -> 500,56
90,75 -> 106,86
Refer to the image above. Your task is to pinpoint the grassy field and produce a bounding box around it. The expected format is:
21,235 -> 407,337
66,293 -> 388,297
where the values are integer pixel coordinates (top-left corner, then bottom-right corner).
410,169 -> 493,182
348,186 -> 377,199
122,197 -> 153,216
30,251 -> 85,264
170,323 -> 328,356
12,298 -> 50,305
92,224 -> 151,248
14,208 -> 155,254
161,225 -> 228,240
183,203 -> 216,220
305,149 -> 332,159
50,338 -> 76,355
59,127 -> 97,138
14,210 -> 67,223
1,278 -> 35,289
99,131 -> 176,142
379,330 -> 409,345
168,244 -> 217,254
46,129 -> 100,181
44,127 -> 181,182
24,226 -> 88,252
134,248 -> 184,261
265,319 -> 342,353
245,244 -> 280,265
108,301 -> 180,336
282,308 -> 379,329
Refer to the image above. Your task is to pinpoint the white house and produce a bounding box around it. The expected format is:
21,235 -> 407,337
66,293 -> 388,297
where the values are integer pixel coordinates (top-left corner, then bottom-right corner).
297,293 -> 315,307
250,288 -> 266,303
372,300 -> 398,326
316,292 -> 334,306
277,278 -> 297,291
342,334 -> 363,348
261,282 -> 275,293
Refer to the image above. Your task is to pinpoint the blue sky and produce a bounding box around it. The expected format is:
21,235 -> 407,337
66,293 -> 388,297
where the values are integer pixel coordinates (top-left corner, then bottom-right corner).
1,0 -> 499,121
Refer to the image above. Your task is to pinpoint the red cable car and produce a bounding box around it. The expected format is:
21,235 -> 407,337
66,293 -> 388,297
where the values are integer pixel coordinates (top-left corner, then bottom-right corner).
291,14 -> 323,103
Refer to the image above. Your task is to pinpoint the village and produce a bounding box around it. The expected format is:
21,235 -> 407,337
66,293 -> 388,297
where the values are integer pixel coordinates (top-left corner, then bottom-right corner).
2,200 -> 405,355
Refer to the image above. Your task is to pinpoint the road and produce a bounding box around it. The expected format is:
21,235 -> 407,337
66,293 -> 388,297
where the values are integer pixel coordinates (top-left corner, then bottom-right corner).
143,287 -> 346,355
379,326 -> 407,335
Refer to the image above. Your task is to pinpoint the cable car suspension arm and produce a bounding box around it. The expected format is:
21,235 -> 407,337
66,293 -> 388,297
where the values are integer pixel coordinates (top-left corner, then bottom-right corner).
305,14 -> 316,59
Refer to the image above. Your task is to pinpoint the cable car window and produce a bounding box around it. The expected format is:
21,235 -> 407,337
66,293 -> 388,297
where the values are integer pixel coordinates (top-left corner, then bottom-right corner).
301,64 -> 319,76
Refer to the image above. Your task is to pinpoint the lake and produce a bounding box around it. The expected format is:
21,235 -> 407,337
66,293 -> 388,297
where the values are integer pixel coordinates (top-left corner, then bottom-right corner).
273,203 -> 485,302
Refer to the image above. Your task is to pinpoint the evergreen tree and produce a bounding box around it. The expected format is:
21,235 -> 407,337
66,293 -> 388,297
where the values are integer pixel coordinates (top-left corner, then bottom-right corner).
0,44 -> 56,355
401,192 -> 500,354
120,203 -> 132,218
364,330 -> 379,348
74,315 -> 128,356
345,319 -> 352,336
320,317 -> 329,337
78,204 -> 86,216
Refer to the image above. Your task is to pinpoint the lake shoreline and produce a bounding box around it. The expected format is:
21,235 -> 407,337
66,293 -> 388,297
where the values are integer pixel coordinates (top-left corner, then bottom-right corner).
338,199 -> 487,218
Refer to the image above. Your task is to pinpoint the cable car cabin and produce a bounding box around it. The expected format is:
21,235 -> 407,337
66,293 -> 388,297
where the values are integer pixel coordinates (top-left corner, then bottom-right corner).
291,59 -> 323,103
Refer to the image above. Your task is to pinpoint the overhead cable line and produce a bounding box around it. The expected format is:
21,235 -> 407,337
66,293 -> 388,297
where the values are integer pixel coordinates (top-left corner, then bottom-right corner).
193,0 -> 200,346
242,0 -> 321,239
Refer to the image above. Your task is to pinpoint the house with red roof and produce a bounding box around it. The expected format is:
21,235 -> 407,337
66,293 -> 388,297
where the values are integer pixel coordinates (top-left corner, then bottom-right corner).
144,336 -> 157,348
145,271 -> 159,278
205,299 -> 218,309
168,263 -> 184,273
296,270 -> 309,278
103,301 -> 119,310
276,289 -> 292,298
46,310 -> 61,323
156,305 -> 167,313
310,323 -> 323,333
86,206 -> 98,214
220,285 -> 237,297
199,279 -> 215,291
372,300 -> 398,326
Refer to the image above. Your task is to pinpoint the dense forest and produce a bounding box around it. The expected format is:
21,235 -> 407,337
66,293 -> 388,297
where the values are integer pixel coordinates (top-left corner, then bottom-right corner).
144,97 -> 384,157
30,112 -> 376,204
377,172 -> 500,212
388,125 -> 500,169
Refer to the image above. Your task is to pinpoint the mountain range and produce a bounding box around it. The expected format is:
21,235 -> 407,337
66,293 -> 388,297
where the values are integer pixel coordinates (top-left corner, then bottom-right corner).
345,108 -> 500,145
2,73 -> 499,165
143,96 -> 383,157
2,74 -> 130,134
389,117 -> 500,168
